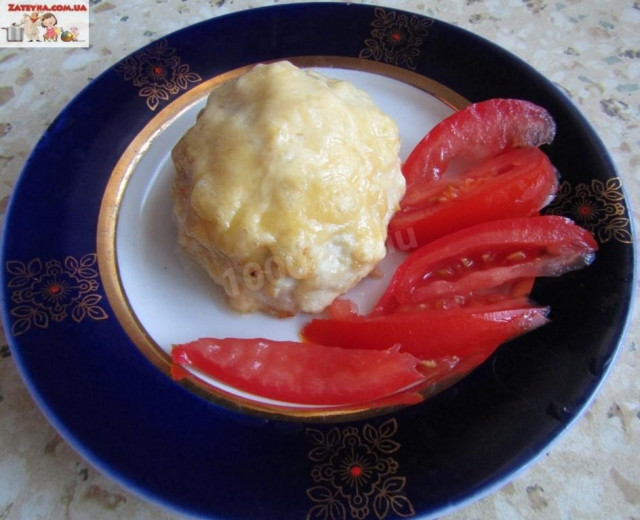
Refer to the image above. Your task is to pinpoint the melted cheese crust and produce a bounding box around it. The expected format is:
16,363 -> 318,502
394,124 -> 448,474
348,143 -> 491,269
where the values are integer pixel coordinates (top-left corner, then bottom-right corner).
172,61 -> 405,315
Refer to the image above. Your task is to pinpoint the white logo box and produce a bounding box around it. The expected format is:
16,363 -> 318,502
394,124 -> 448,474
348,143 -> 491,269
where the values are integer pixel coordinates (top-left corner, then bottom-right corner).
1,1 -> 89,47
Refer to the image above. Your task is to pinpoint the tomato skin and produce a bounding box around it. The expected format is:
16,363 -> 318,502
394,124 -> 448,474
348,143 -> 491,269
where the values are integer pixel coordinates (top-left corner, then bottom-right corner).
389,148 -> 558,250
171,338 -> 428,406
402,99 -> 556,187
375,216 -> 597,315
302,303 -> 549,359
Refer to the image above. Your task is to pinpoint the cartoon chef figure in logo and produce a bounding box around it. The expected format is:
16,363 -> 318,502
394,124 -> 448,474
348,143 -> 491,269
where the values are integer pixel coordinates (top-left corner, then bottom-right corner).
41,13 -> 60,42
13,12 -> 42,42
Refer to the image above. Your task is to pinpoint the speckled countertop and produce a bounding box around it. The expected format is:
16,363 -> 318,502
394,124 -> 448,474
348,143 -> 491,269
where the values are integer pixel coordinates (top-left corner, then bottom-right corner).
0,0 -> 638,519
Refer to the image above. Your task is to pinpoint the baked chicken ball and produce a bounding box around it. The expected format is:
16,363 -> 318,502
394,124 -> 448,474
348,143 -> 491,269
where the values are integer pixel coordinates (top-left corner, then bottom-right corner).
172,61 -> 405,316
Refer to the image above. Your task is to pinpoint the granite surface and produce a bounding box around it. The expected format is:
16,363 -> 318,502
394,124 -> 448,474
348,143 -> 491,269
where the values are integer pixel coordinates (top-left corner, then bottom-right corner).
0,0 -> 638,519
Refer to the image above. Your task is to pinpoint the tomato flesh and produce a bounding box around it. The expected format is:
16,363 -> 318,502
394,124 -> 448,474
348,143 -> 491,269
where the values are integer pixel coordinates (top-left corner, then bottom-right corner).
375,216 -> 597,315
386,278 -> 537,312
302,302 -> 549,360
171,338 -> 429,406
326,298 -> 359,319
402,99 -> 556,186
389,147 -> 558,249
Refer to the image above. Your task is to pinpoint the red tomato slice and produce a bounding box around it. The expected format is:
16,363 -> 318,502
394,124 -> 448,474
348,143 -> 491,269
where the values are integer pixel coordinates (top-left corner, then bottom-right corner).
389,147 -> 558,249
171,338 -> 429,406
302,301 -> 550,360
402,99 -> 556,186
326,298 -> 359,319
374,216 -> 597,315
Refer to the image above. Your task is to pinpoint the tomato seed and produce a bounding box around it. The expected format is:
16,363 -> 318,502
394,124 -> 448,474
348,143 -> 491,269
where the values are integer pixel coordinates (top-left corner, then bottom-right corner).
505,251 -> 527,263
482,252 -> 496,263
460,257 -> 473,268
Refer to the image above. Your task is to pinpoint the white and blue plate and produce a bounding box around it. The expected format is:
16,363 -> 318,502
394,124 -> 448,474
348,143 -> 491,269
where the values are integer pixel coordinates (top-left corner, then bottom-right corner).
1,4 -> 635,519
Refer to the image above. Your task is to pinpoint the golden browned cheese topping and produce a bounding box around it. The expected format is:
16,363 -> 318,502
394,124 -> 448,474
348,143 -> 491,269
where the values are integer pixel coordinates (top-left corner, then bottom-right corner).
172,61 -> 405,315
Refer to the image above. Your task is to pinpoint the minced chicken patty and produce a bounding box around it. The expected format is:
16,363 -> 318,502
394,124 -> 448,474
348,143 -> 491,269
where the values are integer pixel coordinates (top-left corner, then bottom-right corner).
171,61 -> 405,316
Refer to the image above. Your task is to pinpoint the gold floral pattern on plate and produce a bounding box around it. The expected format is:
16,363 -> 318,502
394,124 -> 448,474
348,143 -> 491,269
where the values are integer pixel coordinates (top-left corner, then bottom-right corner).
114,39 -> 203,111
545,178 -> 633,245
359,7 -> 434,70
5,253 -> 108,336
306,418 -> 415,519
